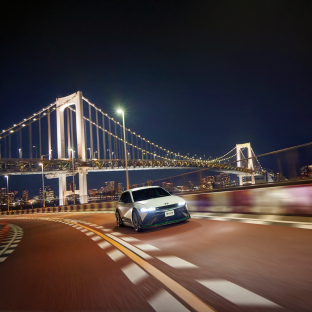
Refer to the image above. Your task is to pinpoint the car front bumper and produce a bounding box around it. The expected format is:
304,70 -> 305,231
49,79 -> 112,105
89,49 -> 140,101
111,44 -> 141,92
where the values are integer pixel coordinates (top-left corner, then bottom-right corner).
140,206 -> 190,228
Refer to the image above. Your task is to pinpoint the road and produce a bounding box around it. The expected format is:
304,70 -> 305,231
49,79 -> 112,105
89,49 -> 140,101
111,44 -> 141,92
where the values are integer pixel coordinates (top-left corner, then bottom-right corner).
0,212 -> 312,311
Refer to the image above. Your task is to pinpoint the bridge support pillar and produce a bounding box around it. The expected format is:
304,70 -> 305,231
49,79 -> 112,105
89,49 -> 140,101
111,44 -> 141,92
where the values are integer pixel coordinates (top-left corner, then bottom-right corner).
251,172 -> 255,184
79,168 -> 88,204
58,174 -> 67,206
238,175 -> 243,186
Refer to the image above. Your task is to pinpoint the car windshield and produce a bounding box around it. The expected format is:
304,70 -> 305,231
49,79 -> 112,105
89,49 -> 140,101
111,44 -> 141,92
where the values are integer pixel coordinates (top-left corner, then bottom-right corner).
132,187 -> 170,202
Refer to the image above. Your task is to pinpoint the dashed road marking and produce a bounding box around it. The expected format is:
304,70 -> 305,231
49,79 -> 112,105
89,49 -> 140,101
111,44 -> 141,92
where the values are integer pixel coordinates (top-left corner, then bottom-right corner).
102,229 -> 112,232
4,249 -> 14,255
148,289 -> 190,312
121,262 -> 149,285
111,232 -> 123,236
106,234 -> 152,260
85,231 -> 94,236
107,249 -> 125,261
156,256 -> 198,269
135,243 -> 160,251
122,236 -> 140,242
197,279 -> 279,307
80,229 -> 88,232
91,235 -> 102,242
97,241 -> 111,249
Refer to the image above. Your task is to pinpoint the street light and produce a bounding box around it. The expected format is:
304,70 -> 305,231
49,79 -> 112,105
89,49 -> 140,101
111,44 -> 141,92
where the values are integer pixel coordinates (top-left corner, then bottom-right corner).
94,151 -> 98,159
69,149 -> 76,205
33,146 -> 37,158
18,148 -> 22,158
4,175 -> 9,212
39,163 -> 45,208
117,109 -> 129,190
107,149 -> 111,160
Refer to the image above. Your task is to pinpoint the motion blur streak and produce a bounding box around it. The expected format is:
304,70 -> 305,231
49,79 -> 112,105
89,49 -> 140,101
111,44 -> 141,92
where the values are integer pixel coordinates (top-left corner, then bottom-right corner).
65,220 -> 215,312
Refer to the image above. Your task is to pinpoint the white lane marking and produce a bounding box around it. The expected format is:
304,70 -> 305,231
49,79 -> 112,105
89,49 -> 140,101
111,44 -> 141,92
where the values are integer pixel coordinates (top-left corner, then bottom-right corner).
97,241 -> 111,249
209,217 -> 228,221
91,235 -> 102,242
107,249 -> 125,262
106,234 -> 152,260
111,232 -> 123,236
4,249 -> 14,255
85,232 -> 95,236
96,226 -> 104,229
134,243 -> 160,251
0,257 -> 7,263
10,244 -> 18,248
122,236 -> 140,242
121,263 -> 149,285
102,229 -> 112,232
197,279 -> 279,306
13,240 -> 21,243
294,224 -> 312,229
80,229 -> 88,233
148,289 -> 190,312
156,256 -> 198,269
241,220 -> 268,225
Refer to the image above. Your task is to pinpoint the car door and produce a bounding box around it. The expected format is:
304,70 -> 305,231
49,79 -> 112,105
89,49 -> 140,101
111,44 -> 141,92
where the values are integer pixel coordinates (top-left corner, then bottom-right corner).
121,192 -> 133,223
118,192 -> 133,222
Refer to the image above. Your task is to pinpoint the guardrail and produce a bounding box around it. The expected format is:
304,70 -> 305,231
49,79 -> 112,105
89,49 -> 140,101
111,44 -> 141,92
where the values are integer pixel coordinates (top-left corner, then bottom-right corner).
1,182 -> 312,217
0,202 -> 116,216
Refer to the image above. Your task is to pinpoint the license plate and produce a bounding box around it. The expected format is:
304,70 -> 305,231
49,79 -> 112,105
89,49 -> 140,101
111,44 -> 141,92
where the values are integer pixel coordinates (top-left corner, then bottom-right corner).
165,210 -> 174,217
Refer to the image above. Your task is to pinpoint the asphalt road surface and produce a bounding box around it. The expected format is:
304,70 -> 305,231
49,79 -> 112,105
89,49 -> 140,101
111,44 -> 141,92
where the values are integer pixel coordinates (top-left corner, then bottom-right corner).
0,212 -> 312,311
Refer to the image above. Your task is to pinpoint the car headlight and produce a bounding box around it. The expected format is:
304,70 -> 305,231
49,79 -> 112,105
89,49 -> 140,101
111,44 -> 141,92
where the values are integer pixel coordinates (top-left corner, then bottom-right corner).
178,201 -> 186,206
140,207 -> 156,212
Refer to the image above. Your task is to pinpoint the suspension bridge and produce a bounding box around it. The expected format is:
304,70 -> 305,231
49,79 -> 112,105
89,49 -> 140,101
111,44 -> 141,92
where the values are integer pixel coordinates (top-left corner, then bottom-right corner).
0,92 -> 263,205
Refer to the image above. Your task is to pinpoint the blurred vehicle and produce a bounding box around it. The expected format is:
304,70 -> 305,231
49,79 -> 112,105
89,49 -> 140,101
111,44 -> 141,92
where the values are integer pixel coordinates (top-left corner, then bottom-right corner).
115,186 -> 190,232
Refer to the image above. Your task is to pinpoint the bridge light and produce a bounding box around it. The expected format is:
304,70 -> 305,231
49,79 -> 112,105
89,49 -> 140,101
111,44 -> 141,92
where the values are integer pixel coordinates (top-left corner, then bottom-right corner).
22,124 -> 25,127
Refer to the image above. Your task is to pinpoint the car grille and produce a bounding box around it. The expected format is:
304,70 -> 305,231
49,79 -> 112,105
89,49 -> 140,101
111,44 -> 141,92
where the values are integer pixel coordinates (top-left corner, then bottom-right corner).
156,203 -> 181,210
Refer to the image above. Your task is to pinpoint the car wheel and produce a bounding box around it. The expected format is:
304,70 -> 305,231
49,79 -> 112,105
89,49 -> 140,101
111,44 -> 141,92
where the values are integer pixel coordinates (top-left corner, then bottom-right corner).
115,209 -> 124,227
132,209 -> 142,232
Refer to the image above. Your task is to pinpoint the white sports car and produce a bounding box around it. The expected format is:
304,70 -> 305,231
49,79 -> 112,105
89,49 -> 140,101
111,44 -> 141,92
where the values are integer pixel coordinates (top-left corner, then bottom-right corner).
115,186 -> 190,232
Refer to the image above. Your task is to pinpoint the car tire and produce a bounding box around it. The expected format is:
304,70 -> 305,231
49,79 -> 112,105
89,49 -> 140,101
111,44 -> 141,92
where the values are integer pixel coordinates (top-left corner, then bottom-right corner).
132,209 -> 142,232
115,209 -> 124,227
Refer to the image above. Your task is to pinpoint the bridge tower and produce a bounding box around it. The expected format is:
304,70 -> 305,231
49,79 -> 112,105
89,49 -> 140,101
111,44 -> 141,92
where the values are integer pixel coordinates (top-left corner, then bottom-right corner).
56,91 -> 88,205
236,143 -> 255,186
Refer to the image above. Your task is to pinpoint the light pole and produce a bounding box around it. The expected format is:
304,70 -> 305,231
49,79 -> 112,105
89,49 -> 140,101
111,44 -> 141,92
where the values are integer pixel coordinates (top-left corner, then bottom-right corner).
94,151 -> 98,159
5,175 -> 9,212
33,146 -> 37,158
39,163 -> 45,208
107,149 -> 111,160
87,148 -> 91,159
18,148 -> 22,158
117,109 -> 129,190
69,149 -> 76,205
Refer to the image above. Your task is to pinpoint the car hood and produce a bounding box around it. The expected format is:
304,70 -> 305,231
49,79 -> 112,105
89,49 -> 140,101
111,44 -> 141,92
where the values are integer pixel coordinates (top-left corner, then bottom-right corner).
134,195 -> 184,208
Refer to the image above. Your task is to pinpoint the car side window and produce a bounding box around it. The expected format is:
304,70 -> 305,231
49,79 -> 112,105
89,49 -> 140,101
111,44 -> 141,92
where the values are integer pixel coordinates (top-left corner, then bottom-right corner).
119,193 -> 126,203
124,192 -> 132,203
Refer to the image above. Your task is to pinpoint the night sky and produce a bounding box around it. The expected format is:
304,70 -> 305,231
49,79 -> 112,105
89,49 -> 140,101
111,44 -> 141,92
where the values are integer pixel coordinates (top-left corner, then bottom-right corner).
1,1 -> 311,196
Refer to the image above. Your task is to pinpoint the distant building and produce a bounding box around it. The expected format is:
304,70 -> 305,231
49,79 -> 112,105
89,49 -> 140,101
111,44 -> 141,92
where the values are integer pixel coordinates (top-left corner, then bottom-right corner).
117,183 -> 123,193
22,190 -> 29,202
162,182 -> 173,192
